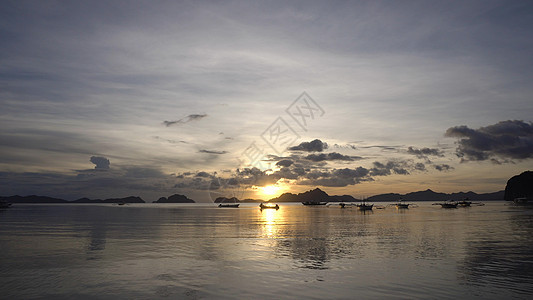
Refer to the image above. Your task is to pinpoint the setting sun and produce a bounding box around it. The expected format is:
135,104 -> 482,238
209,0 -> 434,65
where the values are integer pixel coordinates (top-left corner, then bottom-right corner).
260,185 -> 280,196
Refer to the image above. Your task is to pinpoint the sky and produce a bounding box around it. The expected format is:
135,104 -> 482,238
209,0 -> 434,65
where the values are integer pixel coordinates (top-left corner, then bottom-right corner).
1,0 -> 532,202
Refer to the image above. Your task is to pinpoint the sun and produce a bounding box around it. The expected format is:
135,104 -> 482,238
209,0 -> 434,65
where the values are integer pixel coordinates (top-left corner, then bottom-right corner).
260,185 -> 280,196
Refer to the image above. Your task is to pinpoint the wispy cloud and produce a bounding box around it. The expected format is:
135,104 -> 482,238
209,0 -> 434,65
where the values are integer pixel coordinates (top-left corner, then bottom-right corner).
163,114 -> 208,127
406,146 -> 444,158
199,149 -> 228,155
304,152 -> 361,162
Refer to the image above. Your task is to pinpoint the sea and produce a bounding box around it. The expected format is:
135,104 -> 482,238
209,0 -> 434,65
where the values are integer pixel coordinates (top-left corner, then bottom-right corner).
1,201 -> 532,299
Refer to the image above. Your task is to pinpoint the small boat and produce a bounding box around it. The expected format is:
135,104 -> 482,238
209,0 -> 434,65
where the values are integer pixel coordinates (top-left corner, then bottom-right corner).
434,201 -> 458,208
457,198 -> 472,207
326,202 -> 355,208
117,201 -> 126,206
0,200 -> 12,209
302,201 -> 328,205
513,197 -> 531,205
218,203 -> 240,208
260,203 -> 279,210
395,199 -> 410,209
356,202 -> 373,211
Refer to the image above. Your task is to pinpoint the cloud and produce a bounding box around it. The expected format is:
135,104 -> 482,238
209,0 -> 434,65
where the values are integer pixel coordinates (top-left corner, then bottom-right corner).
163,114 -> 207,127
90,156 -> 110,170
369,160 -> 425,176
407,146 -> 444,158
358,145 -> 402,151
297,167 -> 372,187
414,162 -> 426,171
276,159 -> 294,167
288,139 -> 328,152
195,171 -> 212,178
434,164 -> 454,171
445,120 -> 533,162
199,149 -> 228,155
304,152 -> 359,162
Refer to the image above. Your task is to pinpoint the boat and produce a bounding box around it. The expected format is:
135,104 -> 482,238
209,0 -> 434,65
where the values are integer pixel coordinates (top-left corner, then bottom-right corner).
513,197 -> 532,205
457,198 -> 472,207
356,202 -> 373,211
302,201 -> 328,205
218,203 -> 240,208
434,201 -> 458,208
260,203 -> 279,210
395,199 -> 410,209
0,200 -> 12,209
117,201 -> 126,206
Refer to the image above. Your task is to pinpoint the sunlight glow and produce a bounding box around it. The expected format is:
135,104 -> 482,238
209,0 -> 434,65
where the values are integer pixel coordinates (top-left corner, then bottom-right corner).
260,185 -> 280,196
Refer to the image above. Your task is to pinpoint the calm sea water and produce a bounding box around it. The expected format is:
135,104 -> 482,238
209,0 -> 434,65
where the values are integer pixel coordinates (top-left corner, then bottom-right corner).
1,202 -> 532,299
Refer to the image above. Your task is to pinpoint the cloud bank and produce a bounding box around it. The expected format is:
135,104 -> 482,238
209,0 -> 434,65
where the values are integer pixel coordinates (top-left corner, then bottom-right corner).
445,120 -> 533,162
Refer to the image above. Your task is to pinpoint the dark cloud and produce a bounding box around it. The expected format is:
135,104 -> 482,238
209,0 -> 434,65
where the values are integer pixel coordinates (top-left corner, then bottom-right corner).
298,167 -> 371,187
276,159 -> 294,167
407,146 -> 444,158
303,152 -> 360,162
90,156 -> 110,170
434,164 -> 454,171
288,139 -> 328,152
369,160 -> 425,176
445,120 -> 533,162
414,162 -> 426,171
0,165 -> 180,200
163,114 -> 207,127
199,149 -> 228,155
195,171 -> 212,178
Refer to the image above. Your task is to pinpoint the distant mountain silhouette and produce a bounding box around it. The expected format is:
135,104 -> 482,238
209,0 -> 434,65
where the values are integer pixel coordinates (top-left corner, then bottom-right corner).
268,188 -> 356,202
73,196 -> 145,203
266,188 -> 503,202
0,195 -> 68,203
328,195 -> 358,202
153,194 -> 195,203
214,197 -> 239,203
240,198 -> 264,203
1,187 -> 505,204
504,171 -> 533,201
367,189 -> 504,201
1,195 -> 146,203
102,196 -> 145,203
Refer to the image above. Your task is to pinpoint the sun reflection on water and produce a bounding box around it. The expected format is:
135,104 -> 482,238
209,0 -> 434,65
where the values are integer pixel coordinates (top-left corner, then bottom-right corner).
260,207 -> 283,238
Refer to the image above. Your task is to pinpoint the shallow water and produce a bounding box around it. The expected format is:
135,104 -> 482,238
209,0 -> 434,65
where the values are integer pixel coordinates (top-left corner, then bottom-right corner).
1,202 -> 532,299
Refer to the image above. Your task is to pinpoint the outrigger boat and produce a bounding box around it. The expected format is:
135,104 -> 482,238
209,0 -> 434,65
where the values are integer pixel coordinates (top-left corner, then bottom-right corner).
260,203 -> 279,210
302,201 -> 328,206
0,200 -> 12,209
218,203 -> 240,208
433,200 -> 458,208
218,198 -> 240,208
395,199 -> 410,209
356,201 -> 373,211
457,198 -> 472,207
